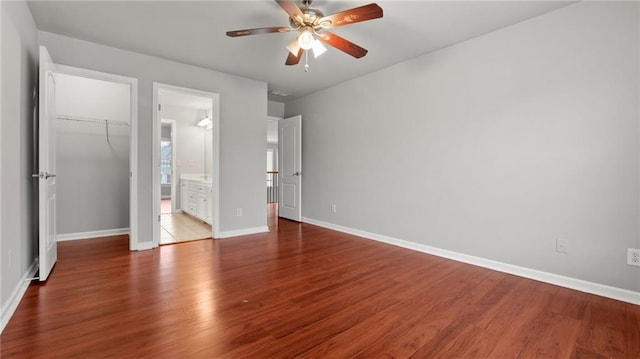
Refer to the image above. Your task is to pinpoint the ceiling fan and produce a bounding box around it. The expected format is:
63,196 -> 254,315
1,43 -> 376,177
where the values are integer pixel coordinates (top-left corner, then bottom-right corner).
226,0 -> 383,69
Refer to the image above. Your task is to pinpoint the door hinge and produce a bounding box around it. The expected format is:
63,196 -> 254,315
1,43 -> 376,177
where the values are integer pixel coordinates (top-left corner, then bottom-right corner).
158,104 -> 162,111
158,215 -> 161,222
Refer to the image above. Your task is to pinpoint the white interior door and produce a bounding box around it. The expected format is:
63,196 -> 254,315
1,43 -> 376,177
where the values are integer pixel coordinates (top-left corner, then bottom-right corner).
37,46 -> 58,281
278,115 -> 302,221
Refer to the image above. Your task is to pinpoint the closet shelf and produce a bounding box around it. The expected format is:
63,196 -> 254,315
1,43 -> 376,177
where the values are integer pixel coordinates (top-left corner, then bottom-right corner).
57,114 -> 129,143
56,114 -> 129,126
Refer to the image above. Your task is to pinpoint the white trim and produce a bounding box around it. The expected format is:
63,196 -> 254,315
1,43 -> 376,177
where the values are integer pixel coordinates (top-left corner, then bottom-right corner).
129,79 -> 138,252
152,83 -> 220,248
0,2 -> 3,330
212,106 -> 220,241
303,217 -> 640,305
1,259 -> 38,334
56,228 -> 129,242
53,64 -> 139,252
0,0 -> 3,334
216,226 -> 269,239
134,241 -> 154,251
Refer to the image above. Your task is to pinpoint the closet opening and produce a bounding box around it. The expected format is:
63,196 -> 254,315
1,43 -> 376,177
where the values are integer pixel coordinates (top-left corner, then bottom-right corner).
53,66 -> 138,250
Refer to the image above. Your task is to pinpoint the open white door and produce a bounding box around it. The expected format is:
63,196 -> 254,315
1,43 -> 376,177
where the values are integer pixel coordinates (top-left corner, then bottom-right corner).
278,115 -> 302,221
37,46 -> 58,281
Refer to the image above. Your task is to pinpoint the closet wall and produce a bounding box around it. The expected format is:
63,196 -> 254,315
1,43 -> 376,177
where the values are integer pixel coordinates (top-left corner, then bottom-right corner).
56,74 -> 130,236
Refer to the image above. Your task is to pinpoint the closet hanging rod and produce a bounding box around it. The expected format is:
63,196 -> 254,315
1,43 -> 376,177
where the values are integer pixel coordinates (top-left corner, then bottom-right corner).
56,114 -> 129,126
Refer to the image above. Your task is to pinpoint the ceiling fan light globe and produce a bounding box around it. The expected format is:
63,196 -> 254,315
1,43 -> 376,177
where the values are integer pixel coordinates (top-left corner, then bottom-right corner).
286,38 -> 301,55
311,40 -> 327,58
297,29 -> 315,50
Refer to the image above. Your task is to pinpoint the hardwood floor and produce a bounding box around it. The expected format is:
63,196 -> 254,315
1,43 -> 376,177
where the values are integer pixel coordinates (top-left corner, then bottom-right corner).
2,205 -> 639,358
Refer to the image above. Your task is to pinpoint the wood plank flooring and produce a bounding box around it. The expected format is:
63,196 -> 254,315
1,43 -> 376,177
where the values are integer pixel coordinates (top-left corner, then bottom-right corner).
2,204 -> 639,358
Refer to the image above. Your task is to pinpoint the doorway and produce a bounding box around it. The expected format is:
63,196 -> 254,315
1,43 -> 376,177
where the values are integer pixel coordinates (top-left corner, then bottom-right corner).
52,64 -> 139,250
267,116 -> 279,228
152,83 -> 220,246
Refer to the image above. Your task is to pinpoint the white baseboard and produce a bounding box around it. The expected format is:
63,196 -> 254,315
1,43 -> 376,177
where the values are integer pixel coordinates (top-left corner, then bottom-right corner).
1,259 -> 38,334
215,226 -> 269,239
57,228 -> 129,242
302,217 -> 640,305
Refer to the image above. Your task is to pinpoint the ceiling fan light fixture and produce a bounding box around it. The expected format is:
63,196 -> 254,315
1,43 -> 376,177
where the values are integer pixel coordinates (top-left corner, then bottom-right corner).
297,27 -> 315,50
311,39 -> 327,58
226,1 -> 384,67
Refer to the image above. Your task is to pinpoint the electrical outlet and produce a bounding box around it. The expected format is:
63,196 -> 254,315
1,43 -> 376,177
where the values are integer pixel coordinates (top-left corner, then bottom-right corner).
556,238 -> 568,254
331,204 -> 337,213
236,208 -> 243,217
627,248 -> 640,267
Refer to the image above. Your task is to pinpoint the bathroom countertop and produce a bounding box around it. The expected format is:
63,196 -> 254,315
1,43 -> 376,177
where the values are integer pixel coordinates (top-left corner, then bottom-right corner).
180,174 -> 213,184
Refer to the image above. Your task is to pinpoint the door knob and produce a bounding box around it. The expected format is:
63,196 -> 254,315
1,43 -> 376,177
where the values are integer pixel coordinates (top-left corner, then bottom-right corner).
293,172 -> 301,176
32,172 -> 56,179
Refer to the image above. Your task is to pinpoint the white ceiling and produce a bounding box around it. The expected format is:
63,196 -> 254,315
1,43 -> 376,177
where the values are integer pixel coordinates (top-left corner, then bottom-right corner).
27,0 -> 574,101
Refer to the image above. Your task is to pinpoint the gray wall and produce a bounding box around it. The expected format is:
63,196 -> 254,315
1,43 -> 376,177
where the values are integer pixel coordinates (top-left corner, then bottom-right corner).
0,0 -> 38,312
38,31 -> 267,241
56,120 -> 130,234
267,100 -> 284,118
286,2 -> 640,292
161,124 -> 171,140
267,143 -> 278,171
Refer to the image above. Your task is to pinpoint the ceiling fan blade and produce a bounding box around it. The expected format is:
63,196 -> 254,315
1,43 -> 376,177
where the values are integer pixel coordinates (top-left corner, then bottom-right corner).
276,0 -> 304,25
318,32 -> 368,58
226,27 -> 290,37
317,3 -> 383,29
285,48 -> 304,66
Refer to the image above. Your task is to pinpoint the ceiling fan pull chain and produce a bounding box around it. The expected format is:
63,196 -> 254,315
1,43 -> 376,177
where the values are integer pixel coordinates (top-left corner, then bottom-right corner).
304,51 -> 310,72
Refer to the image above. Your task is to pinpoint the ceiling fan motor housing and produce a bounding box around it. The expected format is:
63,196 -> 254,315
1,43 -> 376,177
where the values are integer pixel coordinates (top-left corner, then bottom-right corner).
290,7 -> 325,30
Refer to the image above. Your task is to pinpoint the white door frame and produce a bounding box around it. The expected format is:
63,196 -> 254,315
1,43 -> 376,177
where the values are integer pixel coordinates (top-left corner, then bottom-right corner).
160,119 -> 177,213
152,83 -> 220,247
54,64 -> 139,251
